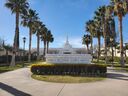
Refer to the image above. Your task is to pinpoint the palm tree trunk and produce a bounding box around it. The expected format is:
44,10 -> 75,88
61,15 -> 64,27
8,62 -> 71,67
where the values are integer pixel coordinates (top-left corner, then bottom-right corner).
15,11 -> 19,49
10,51 -> 15,67
28,28 -> 32,62
6,50 -> 9,65
43,41 -> 46,57
86,45 -> 89,54
97,36 -> 101,62
91,37 -> 93,61
115,47 -> 116,57
112,46 -> 114,67
118,16 -> 124,67
10,12 -> 19,66
47,41 -> 49,54
104,19 -> 108,64
37,35 -> 40,60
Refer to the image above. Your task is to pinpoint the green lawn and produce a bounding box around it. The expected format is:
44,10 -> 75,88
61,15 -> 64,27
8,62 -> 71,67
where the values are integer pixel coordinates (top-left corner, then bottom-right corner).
32,74 -> 106,83
114,67 -> 128,72
0,64 -> 23,73
0,61 -> 44,73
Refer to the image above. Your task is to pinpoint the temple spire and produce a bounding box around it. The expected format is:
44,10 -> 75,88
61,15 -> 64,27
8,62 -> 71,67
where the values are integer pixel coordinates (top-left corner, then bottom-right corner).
66,35 -> 69,44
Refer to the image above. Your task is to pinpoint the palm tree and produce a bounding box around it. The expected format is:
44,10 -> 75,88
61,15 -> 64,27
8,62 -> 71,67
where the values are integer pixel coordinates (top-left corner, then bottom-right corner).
5,0 -> 29,50
107,17 -> 117,66
21,9 -> 39,62
35,21 -> 42,60
82,34 -> 91,53
34,21 -> 45,60
86,20 -> 95,56
93,16 -> 103,62
5,0 -> 29,66
111,0 -> 127,67
40,26 -> 48,57
46,30 -> 54,53
94,6 -> 108,62
123,0 -> 128,13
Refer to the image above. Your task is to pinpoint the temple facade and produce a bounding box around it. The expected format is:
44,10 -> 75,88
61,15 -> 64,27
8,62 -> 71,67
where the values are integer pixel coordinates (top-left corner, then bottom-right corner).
45,37 -> 92,64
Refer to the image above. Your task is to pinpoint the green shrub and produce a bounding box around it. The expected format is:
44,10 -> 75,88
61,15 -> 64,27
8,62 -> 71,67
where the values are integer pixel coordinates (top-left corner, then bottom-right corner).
114,57 -> 120,63
99,56 -> 105,60
31,64 -> 107,77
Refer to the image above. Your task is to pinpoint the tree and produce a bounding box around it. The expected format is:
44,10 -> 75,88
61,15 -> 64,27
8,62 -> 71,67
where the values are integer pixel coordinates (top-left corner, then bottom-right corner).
93,15 -> 103,62
34,21 -> 45,60
82,34 -> 91,53
46,30 -> 54,53
94,6 -> 109,63
107,17 -> 117,66
40,26 -> 48,57
86,20 -> 95,56
5,0 -> 29,66
21,9 -> 39,62
123,0 -> 128,13
5,0 -> 29,50
111,0 -> 127,67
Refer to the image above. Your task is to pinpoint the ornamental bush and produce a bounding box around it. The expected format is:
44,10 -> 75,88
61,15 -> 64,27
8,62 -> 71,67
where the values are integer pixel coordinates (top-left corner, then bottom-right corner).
31,64 -> 107,77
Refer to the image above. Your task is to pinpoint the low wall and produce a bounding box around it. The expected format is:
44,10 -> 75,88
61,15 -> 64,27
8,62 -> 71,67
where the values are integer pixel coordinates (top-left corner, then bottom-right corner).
46,54 -> 92,64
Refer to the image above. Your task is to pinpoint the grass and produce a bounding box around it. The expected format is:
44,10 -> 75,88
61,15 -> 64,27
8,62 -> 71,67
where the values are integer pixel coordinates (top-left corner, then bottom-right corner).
114,67 -> 128,72
0,61 -> 44,73
0,64 -> 23,73
31,74 -> 106,83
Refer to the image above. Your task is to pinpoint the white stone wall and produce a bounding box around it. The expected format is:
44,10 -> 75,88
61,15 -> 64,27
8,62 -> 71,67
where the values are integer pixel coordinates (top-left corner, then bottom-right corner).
46,54 -> 92,64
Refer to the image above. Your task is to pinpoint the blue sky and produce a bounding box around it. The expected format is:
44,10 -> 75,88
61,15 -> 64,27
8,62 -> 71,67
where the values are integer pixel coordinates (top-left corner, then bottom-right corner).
0,0 -> 128,49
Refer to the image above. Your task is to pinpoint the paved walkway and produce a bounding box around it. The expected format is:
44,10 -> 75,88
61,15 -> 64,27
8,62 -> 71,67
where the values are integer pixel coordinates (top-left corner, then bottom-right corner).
0,67 -> 128,96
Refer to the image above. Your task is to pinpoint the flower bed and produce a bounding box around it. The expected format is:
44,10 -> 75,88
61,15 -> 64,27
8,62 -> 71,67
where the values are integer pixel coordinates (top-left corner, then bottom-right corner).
31,64 -> 107,77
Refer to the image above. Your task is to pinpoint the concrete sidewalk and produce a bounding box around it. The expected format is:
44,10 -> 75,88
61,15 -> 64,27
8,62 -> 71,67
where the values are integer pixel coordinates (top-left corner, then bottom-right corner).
0,68 -> 128,96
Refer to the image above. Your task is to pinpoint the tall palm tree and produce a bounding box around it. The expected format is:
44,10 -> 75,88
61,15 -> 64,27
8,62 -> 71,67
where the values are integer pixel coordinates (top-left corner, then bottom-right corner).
34,21 -> 45,60
21,9 -> 39,62
93,16 -> 103,62
110,18 -> 116,65
111,0 -> 127,66
107,17 -> 117,66
41,26 -> 48,57
5,0 -> 29,50
86,20 -> 95,56
36,21 -> 42,60
94,6 -> 107,63
5,0 -> 29,66
46,30 -> 54,53
82,34 -> 91,53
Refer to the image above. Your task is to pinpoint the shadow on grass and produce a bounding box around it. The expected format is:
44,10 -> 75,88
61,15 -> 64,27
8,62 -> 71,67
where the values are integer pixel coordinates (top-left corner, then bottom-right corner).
107,73 -> 128,81
0,82 -> 31,96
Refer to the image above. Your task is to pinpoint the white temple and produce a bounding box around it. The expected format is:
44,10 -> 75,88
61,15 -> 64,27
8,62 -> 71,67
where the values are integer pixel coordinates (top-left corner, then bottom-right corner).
46,37 -> 92,64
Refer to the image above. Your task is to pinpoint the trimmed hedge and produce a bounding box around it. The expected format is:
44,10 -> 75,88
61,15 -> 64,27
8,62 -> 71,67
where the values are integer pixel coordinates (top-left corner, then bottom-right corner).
31,64 -> 107,77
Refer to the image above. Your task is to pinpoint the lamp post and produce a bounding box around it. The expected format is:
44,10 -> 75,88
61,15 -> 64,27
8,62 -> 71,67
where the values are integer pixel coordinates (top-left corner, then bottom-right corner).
23,37 -> 26,67
110,38 -> 114,67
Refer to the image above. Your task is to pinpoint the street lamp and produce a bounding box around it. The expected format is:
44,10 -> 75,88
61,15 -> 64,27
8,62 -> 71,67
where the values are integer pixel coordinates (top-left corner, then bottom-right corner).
23,37 -> 26,67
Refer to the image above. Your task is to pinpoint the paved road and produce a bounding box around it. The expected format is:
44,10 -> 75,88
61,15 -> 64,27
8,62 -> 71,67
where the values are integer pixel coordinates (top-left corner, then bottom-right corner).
0,67 -> 128,96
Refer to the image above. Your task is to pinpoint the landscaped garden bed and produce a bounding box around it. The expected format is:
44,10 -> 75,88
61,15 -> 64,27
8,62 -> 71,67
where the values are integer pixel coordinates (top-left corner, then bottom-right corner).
31,64 -> 107,76
31,63 -> 106,83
